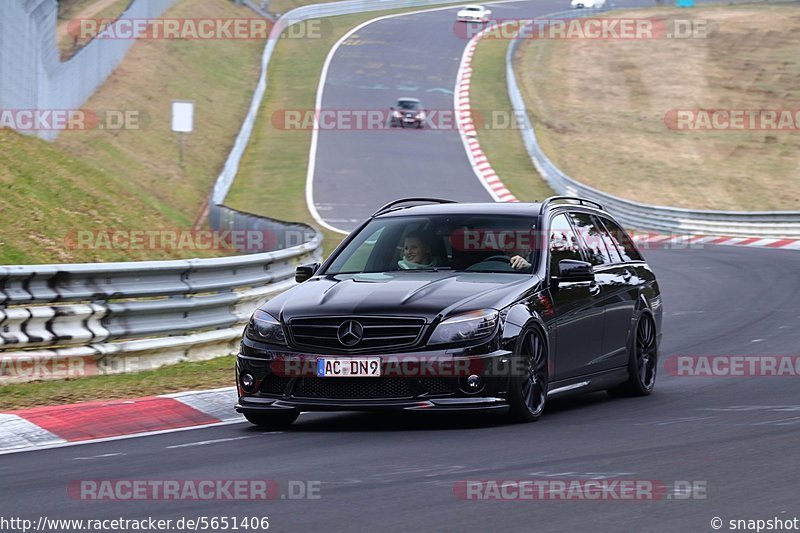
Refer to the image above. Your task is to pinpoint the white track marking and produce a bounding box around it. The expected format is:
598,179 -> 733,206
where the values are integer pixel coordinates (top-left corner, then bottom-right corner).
74,452 -> 126,460
165,435 -> 259,449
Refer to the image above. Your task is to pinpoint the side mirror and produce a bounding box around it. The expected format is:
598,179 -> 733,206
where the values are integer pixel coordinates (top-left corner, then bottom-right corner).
390,106 -> 395,110
295,262 -> 320,283
554,259 -> 594,283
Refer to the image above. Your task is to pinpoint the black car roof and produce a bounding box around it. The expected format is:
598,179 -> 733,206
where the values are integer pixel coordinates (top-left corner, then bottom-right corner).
376,201 -> 605,219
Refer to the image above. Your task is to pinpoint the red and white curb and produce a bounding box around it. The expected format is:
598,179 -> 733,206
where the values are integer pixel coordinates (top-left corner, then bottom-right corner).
455,29 -> 518,203
631,233 -> 800,251
454,29 -> 800,252
0,387 -> 241,454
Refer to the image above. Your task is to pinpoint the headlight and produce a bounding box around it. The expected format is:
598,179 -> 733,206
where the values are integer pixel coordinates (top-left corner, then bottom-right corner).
428,309 -> 498,345
416,111 -> 426,120
245,310 -> 286,344
392,110 -> 402,118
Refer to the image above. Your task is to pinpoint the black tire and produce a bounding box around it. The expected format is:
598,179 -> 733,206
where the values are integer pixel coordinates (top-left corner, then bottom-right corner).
243,411 -> 299,429
507,328 -> 548,423
608,314 -> 658,397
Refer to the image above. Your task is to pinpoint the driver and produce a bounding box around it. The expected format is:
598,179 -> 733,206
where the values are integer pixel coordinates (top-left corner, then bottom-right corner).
510,254 -> 531,270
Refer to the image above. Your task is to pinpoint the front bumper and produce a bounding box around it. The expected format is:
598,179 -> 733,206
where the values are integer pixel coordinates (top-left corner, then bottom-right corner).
236,347 -> 513,414
236,396 -> 509,414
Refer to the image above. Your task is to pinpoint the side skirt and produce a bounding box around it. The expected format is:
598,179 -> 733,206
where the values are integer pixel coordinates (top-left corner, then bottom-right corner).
547,367 -> 629,397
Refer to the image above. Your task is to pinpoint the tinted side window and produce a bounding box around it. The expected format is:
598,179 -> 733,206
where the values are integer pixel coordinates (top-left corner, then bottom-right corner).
569,212 -> 615,266
548,213 -> 582,274
591,215 -> 623,264
600,217 -> 643,262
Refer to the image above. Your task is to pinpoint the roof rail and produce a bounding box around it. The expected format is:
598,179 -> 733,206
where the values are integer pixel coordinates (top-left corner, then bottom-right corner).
372,197 -> 458,217
538,196 -> 604,215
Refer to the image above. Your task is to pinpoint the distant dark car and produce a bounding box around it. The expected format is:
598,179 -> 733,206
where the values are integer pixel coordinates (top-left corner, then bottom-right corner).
390,97 -> 425,128
236,197 -> 662,428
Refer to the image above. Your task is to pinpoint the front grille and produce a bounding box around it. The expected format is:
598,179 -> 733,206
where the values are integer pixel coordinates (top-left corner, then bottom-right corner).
293,377 -> 416,399
418,377 -> 454,395
260,374 -> 292,395
287,316 -> 425,353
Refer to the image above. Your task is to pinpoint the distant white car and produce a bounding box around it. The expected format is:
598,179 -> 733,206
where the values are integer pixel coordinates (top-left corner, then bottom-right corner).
457,4 -> 492,22
570,0 -> 606,7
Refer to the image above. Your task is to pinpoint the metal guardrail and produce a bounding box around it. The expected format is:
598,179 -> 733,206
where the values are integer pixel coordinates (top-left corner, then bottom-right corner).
0,236 -> 321,382
2,0 -> 477,383
212,0 -> 478,206
505,9 -> 800,238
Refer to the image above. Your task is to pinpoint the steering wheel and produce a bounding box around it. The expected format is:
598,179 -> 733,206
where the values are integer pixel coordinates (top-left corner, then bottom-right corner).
481,255 -> 511,263
465,254 -> 514,272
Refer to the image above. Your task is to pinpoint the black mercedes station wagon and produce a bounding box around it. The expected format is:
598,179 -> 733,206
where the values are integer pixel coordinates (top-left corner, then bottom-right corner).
236,197 -> 662,427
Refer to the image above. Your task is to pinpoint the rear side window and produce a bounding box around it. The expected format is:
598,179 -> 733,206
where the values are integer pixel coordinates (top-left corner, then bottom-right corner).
591,215 -> 623,264
568,212 -> 619,266
600,217 -> 643,262
548,214 -> 582,274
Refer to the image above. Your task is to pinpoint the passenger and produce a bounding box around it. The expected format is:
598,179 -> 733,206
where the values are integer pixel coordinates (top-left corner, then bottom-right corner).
398,231 -> 439,269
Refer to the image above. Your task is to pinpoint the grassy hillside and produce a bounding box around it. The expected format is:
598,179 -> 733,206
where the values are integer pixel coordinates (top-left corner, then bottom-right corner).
1,0 -> 267,264
515,4 -> 800,211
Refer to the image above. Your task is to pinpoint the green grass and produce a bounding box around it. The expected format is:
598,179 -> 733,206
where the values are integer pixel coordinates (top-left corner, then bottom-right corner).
227,4 -> 464,257
1,0 -> 267,264
0,356 -> 236,411
469,36 -> 554,202
2,2 -> 464,410
225,12 -> 356,257
513,4 -> 800,211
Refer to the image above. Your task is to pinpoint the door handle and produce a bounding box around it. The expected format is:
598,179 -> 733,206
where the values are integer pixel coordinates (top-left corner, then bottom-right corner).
589,283 -> 601,296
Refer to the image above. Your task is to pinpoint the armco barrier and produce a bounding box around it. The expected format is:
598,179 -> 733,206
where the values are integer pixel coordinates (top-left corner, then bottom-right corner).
211,0 -> 483,206
503,11 -> 800,237
1,0 -> 474,383
0,235 -> 322,383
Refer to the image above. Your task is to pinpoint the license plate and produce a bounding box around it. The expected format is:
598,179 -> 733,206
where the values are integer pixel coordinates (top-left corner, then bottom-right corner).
316,358 -> 381,377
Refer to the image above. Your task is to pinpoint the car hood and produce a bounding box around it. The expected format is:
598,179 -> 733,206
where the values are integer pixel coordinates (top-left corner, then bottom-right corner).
264,271 -> 541,322
458,10 -> 483,16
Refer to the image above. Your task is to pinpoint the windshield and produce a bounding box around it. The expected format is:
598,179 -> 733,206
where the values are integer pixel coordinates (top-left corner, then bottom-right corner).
325,214 -> 539,275
464,6 -> 481,10
397,100 -> 420,110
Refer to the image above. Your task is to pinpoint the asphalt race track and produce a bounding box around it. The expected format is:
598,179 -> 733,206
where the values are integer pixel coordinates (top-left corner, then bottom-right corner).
310,0 -> 572,230
3,244 -> 799,532
310,0 -> 655,231
3,3 -> 799,533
